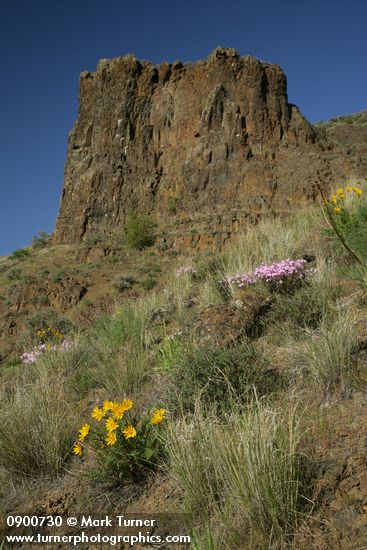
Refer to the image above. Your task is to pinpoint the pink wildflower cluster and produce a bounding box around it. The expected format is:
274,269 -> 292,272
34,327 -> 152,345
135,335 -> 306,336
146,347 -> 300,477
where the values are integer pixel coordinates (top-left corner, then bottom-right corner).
21,339 -> 72,364
226,259 -> 315,289
176,265 -> 197,277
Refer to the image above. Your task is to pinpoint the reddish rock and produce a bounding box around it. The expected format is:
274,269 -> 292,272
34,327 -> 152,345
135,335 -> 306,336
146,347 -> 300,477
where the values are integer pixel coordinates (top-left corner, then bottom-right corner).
8,277 -> 87,313
192,293 -> 270,346
53,48 -> 363,249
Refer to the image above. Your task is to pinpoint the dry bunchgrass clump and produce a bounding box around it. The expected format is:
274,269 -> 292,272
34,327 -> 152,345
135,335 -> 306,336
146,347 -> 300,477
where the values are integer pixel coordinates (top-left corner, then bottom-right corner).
0,378 -> 78,479
167,400 -> 306,548
292,308 -> 362,394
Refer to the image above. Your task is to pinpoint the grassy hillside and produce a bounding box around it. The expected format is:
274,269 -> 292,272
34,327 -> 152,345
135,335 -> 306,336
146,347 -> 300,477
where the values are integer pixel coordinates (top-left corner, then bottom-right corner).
316,109 -> 367,128
1,179 -> 367,548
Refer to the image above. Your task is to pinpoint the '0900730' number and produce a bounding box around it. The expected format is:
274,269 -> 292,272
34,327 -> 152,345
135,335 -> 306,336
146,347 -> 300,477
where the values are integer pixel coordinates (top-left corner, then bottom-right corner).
7,516 -> 62,527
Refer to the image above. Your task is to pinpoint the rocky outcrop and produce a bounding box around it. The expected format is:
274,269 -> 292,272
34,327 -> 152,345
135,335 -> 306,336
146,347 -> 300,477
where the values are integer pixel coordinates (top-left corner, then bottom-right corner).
8,277 -> 87,313
54,48 -> 366,250
315,112 -> 367,179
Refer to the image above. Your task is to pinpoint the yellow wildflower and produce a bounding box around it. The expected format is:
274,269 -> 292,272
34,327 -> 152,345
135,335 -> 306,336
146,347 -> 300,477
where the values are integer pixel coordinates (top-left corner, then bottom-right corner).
92,406 -> 105,421
106,418 -> 119,432
353,187 -> 362,195
122,425 -> 137,439
151,408 -> 167,425
331,195 -> 337,204
73,442 -> 83,456
121,399 -> 134,412
334,207 -> 342,214
111,403 -> 125,420
37,329 -> 46,338
346,185 -> 353,192
105,432 -> 117,445
103,400 -> 115,412
79,423 -> 90,442
336,188 -> 345,195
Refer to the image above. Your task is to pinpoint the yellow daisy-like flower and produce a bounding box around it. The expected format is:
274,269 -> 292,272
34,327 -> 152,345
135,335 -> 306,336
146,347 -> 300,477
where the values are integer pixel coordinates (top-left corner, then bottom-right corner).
111,403 -> 125,420
346,185 -> 353,192
331,195 -> 337,204
103,400 -> 115,412
334,207 -> 342,214
37,329 -> 46,338
106,418 -> 119,432
73,442 -> 83,456
353,187 -> 363,196
79,423 -> 90,442
122,425 -> 137,439
151,408 -> 167,425
336,188 -> 345,195
121,399 -> 134,412
92,406 -> 105,421
105,431 -> 117,445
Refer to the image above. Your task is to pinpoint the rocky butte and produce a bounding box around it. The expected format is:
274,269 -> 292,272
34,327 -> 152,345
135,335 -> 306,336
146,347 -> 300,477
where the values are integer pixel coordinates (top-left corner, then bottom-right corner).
54,47 -> 366,251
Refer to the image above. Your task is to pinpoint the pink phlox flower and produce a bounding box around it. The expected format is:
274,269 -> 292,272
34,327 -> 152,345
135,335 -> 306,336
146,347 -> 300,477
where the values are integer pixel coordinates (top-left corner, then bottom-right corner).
225,258 -> 313,289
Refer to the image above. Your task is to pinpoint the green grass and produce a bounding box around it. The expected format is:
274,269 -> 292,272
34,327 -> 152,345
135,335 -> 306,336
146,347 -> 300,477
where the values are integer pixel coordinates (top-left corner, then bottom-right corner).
0,377 -> 78,479
293,309 -> 362,394
167,400 -> 307,548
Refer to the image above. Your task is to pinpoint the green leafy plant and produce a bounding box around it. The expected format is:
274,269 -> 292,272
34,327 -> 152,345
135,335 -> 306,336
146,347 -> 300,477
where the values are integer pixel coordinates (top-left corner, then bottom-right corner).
74,399 -> 167,485
318,183 -> 366,264
141,276 -> 157,290
167,196 -> 180,214
9,248 -> 30,261
125,212 -> 156,250
25,309 -> 73,345
32,230 -> 51,248
6,268 -> 23,281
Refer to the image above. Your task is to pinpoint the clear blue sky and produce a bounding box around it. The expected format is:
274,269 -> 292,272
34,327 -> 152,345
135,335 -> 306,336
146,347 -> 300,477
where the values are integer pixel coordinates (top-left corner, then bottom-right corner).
0,0 -> 366,255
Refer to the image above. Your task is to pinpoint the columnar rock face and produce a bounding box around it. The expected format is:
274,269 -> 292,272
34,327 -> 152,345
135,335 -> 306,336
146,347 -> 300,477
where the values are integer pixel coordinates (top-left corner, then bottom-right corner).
54,48 -> 350,249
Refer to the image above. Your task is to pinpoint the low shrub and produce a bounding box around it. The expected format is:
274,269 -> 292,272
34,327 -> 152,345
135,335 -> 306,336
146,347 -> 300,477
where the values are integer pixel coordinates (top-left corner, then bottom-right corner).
263,274 -> 337,336
125,212 -> 156,250
50,267 -> 69,282
26,310 -> 73,342
141,276 -> 156,290
32,230 -> 51,248
165,340 -> 279,413
6,268 -> 23,281
112,275 -> 136,292
9,248 -> 30,261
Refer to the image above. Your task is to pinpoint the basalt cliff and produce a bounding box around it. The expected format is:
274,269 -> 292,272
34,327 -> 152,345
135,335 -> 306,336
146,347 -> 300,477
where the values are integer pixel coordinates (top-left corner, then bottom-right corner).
54,48 -> 366,250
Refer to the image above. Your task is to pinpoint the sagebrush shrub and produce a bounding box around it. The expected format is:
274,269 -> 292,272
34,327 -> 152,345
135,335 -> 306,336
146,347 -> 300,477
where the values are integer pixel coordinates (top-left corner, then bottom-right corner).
165,340 -> 280,413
